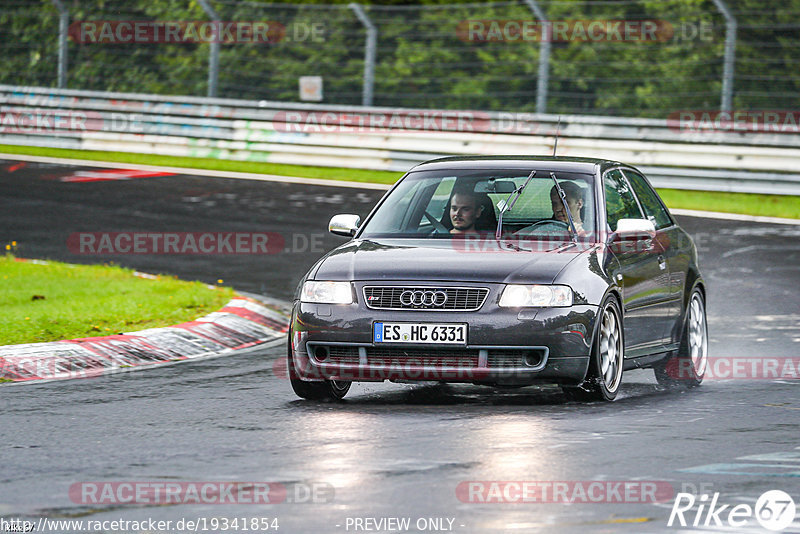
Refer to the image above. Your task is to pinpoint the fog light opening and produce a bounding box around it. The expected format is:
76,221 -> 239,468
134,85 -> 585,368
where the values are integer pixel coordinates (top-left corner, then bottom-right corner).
314,345 -> 330,362
524,350 -> 544,368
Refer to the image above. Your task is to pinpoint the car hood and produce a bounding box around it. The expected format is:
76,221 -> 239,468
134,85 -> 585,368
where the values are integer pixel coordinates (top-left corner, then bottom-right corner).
311,238 -> 590,284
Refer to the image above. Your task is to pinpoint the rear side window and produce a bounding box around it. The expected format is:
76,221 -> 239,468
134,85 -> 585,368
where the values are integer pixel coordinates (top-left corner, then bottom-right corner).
603,169 -> 642,231
624,170 -> 673,230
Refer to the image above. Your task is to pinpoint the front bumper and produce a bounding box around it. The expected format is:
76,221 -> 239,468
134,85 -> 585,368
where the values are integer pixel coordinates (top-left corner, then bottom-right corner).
289,283 -> 598,387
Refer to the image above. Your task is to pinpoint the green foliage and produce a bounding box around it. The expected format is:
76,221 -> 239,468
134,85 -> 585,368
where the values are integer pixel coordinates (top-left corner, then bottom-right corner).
1,0 -> 798,116
0,2 -> 61,87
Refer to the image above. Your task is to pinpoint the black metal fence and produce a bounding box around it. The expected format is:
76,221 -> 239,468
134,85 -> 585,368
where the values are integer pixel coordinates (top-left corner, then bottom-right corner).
2,0 -> 799,118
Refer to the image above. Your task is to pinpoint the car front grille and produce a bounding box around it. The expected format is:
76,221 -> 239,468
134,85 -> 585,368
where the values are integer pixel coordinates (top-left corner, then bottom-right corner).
362,286 -> 489,311
323,346 -> 479,367
328,346 -> 360,365
314,345 -> 544,369
487,349 -> 546,369
367,347 -> 480,367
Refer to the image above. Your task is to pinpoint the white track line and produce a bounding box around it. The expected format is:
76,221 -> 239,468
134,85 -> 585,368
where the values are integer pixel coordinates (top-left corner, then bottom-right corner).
0,153 -> 393,190
670,209 -> 799,225
3,152 -> 798,224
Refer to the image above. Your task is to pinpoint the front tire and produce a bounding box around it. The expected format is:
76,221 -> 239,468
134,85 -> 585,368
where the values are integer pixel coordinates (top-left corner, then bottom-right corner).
654,288 -> 707,388
288,340 -> 351,401
563,295 -> 624,402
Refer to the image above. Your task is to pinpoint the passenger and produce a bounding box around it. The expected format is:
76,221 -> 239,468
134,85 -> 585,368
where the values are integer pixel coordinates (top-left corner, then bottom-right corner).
550,182 -> 588,236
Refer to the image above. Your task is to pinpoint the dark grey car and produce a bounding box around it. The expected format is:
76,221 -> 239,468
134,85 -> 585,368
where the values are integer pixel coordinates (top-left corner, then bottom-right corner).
288,157 -> 708,401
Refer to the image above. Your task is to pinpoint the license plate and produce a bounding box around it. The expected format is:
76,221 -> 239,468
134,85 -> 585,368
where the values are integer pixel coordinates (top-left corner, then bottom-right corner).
373,322 -> 467,345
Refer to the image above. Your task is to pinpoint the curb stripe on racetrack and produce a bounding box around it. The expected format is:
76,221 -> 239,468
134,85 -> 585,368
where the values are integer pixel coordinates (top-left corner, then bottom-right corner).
0,296 -> 290,384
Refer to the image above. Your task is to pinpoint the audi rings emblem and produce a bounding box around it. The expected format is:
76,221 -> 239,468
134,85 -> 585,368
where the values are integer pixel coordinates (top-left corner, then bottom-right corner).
400,290 -> 448,307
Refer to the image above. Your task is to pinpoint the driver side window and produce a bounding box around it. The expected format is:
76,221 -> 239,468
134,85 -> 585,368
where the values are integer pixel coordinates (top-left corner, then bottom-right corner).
604,169 -> 642,231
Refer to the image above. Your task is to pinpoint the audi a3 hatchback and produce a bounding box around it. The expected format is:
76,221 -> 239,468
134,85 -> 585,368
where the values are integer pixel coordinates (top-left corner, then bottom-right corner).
288,157 -> 708,401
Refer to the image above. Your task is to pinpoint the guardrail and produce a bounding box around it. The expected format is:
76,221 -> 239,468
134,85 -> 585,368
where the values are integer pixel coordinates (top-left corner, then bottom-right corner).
2,84 -> 799,195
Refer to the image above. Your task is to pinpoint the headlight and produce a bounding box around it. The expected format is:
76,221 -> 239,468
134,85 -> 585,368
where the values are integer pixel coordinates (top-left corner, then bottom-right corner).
499,285 -> 573,307
301,281 -> 353,304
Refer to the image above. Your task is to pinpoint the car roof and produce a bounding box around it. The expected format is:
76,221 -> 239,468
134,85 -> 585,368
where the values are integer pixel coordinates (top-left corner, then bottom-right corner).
410,156 -> 622,174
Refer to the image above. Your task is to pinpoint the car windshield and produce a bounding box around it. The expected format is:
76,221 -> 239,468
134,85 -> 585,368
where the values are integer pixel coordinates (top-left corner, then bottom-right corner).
359,169 -> 597,241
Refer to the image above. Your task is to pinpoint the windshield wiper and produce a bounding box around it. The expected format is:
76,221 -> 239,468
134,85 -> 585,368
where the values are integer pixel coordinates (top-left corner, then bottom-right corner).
549,172 -> 578,242
495,170 -> 536,240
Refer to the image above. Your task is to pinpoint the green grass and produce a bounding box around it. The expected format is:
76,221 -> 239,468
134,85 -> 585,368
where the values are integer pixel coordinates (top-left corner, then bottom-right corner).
657,189 -> 800,219
0,254 -> 235,345
1,144 -> 798,219
0,144 -> 402,185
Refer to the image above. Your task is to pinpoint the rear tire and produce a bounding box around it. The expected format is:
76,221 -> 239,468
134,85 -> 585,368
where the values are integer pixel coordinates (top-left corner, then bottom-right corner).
562,295 -> 624,402
654,288 -> 707,388
288,340 -> 351,400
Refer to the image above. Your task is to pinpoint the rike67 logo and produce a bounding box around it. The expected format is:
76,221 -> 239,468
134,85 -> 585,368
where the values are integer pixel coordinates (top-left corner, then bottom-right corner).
668,490 -> 796,531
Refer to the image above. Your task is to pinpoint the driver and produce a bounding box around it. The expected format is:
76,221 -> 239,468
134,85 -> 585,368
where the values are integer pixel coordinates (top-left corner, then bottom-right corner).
449,189 -> 485,234
550,182 -> 588,236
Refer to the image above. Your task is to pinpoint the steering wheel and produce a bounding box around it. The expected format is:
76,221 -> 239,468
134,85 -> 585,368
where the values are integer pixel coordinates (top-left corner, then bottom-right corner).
515,220 -> 570,235
423,210 -> 449,234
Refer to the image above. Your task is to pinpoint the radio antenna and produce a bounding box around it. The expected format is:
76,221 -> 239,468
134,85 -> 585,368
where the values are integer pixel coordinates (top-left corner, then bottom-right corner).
552,116 -> 561,157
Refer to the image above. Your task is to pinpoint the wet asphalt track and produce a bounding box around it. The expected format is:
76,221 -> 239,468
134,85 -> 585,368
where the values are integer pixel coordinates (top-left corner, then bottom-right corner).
1,159 -> 799,533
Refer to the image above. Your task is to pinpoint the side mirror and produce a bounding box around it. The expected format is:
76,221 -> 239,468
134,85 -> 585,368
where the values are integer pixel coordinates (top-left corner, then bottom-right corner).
329,214 -> 361,237
614,218 -> 656,239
